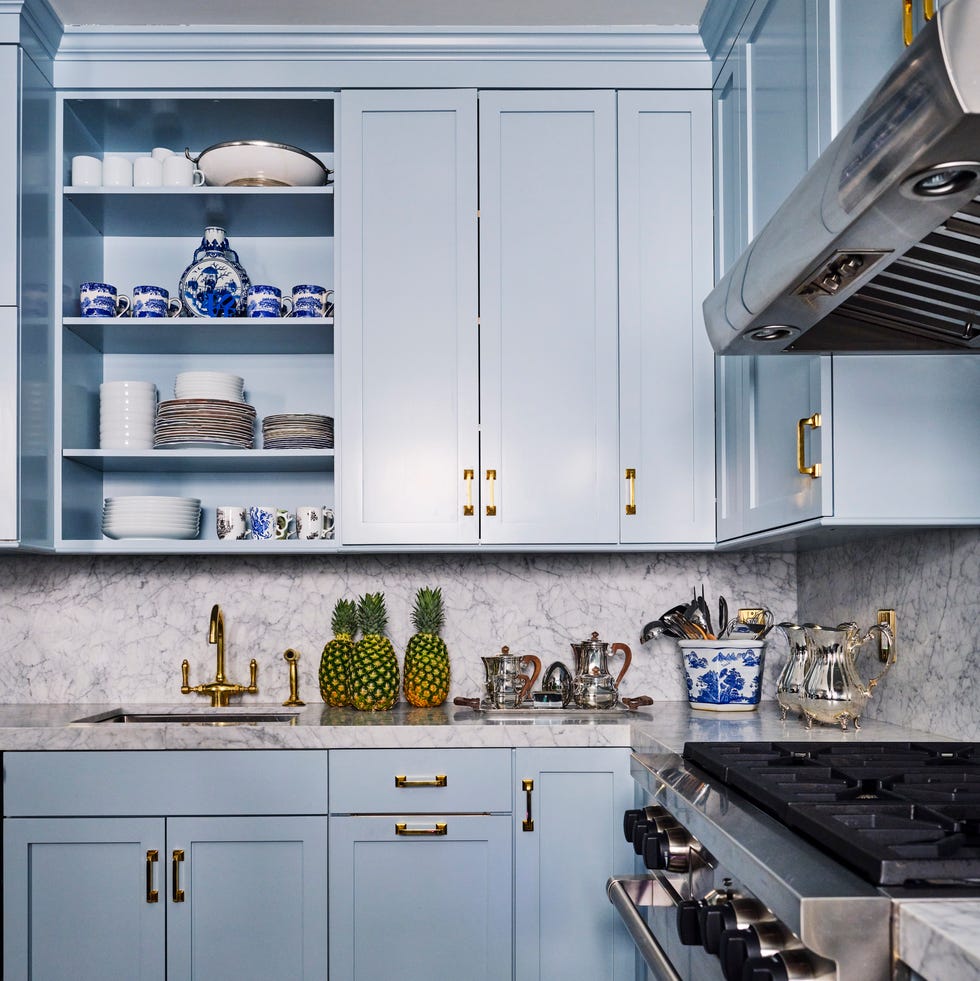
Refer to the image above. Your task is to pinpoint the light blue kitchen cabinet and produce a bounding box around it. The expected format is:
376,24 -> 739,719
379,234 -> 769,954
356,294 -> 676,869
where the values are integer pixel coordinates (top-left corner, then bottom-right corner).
3,817 -> 166,980
3,751 -> 329,981
0,307 -> 16,541
0,46 -> 17,308
478,90 -> 619,545
514,748 -> 636,981
617,91 -> 715,545
329,747 -> 512,980
338,89 -> 480,545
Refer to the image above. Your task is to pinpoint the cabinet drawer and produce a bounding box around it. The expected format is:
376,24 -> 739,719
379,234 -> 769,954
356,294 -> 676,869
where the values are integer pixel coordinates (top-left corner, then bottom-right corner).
329,749 -> 512,813
3,751 -> 328,816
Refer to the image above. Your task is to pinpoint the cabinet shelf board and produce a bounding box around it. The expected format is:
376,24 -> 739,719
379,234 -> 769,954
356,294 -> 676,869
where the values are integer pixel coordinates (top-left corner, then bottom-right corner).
63,317 -> 334,354
64,187 -> 334,237
56,538 -> 341,554
63,448 -> 335,473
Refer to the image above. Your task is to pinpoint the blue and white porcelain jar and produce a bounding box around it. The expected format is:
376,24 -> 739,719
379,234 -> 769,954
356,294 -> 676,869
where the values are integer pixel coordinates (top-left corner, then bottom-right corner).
178,226 -> 251,318
678,639 -> 766,712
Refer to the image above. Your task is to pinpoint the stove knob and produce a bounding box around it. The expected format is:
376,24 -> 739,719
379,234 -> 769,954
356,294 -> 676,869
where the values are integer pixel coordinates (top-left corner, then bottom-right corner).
676,900 -> 703,946
721,922 -> 802,981
623,809 -> 642,841
741,955 -> 789,981
643,824 -> 696,872
640,818 -> 681,868
742,950 -> 834,981
704,898 -> 772,955
630,805 -> 667,853
699,905 -> 727,954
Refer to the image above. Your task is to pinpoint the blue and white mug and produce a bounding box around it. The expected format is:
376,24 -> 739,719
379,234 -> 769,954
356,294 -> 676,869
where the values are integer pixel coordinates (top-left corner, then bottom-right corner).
132,284 -> 182,319
247,505 -> 276,540
246,285 -> 292,318
290,284 -> 334,319
80,282 -> 130,318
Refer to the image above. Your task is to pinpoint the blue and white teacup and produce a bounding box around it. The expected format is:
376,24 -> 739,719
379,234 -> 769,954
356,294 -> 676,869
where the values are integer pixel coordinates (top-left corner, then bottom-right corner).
80,282 -> 130,318
132,284 -> 182,319
246,285 -> 292,318
290,284 -> 334,319
247,505 -> 276,540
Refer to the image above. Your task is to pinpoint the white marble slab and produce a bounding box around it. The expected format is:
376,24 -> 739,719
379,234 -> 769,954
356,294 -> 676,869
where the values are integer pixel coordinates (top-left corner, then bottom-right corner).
899,900 -> 980,981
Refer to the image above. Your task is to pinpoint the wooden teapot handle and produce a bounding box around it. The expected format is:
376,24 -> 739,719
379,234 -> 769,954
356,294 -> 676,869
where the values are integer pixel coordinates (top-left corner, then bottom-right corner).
520,655 -> 542,699
611,643 -> 632,687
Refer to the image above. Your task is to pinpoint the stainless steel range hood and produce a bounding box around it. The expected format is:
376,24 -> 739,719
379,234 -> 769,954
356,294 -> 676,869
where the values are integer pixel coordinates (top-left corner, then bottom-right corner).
705,0 -> 980,354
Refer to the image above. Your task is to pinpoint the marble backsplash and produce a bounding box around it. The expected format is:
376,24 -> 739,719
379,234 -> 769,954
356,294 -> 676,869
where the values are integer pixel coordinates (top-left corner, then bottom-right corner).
797,527 -> 980,741
0,550 -> 795,706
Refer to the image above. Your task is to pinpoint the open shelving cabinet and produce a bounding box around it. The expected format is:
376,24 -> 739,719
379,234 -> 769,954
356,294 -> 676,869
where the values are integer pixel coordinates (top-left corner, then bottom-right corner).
56,91 -> 339,552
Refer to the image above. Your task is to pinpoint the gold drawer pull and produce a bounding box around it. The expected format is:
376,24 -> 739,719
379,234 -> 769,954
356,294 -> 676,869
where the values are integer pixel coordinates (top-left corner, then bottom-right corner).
395,774 -> 448,788
522,778 -> 534,832
796,412 -> 822,478
903,0 -> 914,44
463,468 -> 475,516
145,849 -> 159,904
923,0 -> 935,20
171,849 -> 185,903
395,822 -> 448,837
485,469 -> 497,516
625,468 -> 636,516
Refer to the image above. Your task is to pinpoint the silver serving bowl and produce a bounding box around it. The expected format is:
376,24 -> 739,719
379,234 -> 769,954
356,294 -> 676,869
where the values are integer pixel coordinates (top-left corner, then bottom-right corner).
185,140 -> 331,187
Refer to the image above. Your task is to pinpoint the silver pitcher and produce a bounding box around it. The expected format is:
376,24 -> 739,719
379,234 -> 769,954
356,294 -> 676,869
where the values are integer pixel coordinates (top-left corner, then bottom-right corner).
570,631 -> 632,709
774,622 -> 812,720
798,621 -> 896,731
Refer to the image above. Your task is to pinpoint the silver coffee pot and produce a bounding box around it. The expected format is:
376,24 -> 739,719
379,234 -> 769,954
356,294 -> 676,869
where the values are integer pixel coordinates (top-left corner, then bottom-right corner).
570,631 -> 632,709
798,621 -> 896,731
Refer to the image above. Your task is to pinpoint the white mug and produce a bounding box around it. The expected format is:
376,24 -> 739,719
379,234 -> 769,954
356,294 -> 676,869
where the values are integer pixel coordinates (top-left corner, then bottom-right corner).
216,506 -> 249,541
70,155 -> 102,187
295,506 -> 321,540
321,506 -> 335,540
102,156 -> 133,187
133,156 -> 163,188
162,154 -> 205,188
151,147 -> 174,162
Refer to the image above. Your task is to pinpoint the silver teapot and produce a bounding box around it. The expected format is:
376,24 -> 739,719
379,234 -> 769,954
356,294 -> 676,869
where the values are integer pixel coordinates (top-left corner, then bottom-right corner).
798,621 -> 896,731
570,631 -> 632,709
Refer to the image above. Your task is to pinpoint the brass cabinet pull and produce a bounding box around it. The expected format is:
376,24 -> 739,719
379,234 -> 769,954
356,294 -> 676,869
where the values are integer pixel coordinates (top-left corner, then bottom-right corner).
485,469 -> 497,516
522,778 -> 534,832
145,849 -> 159,904
394,774 -> 448,788
171,849 -> 185,903
463,468 -> 475,516
923,0 -> 935,21
903,0 -> 914,44
796,412 -> 822,478
395,822 -> 448,836
624,468 -> 637,516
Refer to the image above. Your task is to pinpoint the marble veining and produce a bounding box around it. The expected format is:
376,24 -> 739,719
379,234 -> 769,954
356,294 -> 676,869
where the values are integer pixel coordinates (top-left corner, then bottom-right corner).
797,528 -> 980,740
0,551 -> 795,705
899,900 -> 980,981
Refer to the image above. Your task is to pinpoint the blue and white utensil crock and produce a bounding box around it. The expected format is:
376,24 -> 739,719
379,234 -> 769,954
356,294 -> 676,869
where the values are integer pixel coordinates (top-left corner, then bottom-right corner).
678,639 -> 766,712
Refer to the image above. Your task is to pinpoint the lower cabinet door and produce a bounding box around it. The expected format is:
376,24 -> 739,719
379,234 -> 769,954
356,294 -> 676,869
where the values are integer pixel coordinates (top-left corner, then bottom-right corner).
166,816 -> 328,981
329,814 -> 512,981
514,748 -> 636,981
3,816 -> 166,981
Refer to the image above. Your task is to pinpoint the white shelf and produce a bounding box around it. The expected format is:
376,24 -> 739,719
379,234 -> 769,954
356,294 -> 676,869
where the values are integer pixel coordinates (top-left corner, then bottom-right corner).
57,538 -> 341,554
64,448 -> 335,473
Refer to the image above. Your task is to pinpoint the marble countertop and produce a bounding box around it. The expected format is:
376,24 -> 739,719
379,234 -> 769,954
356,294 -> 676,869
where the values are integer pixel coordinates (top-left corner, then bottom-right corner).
0,698 -> 945,752
898,901 -> 980,981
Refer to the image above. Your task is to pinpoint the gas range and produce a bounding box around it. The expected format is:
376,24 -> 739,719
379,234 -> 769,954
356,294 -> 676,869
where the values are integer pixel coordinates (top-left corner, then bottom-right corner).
608,741 -> 980,981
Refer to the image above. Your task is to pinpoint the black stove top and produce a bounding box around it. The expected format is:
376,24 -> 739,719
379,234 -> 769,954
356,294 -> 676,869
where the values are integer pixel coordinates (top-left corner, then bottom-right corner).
683,741 -> 980,887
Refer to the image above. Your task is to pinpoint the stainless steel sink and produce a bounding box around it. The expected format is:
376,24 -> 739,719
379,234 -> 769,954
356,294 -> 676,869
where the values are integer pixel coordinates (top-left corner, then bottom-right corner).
71,709 -> 300,726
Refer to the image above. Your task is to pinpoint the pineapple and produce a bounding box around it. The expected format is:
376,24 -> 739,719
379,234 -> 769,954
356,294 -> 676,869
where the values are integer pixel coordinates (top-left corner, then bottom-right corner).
319,599 -> 359,706
349,592 -> 400,711
403,586 -> 451,707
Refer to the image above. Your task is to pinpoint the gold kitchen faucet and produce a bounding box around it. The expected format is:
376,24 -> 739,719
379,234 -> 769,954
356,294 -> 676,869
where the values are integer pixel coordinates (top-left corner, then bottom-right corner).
181,604 -> 258,706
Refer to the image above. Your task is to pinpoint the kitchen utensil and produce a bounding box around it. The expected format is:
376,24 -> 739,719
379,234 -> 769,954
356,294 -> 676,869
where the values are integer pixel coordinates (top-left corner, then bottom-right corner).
683,587 -> 711,636
186,140 -> 331,187
798,620 -> 896,730
696,584 -> 713,637
718,596 -> 729,637
481,646 -> 542,709
570,632 -> 632,709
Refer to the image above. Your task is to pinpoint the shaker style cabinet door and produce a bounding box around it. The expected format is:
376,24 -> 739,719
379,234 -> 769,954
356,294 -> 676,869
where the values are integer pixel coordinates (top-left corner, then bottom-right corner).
0,45 -> 18,307
329,815 -> 512,981
3,817 -> 167,981
618,91 -> 715,545
338,90 -> 480,544
514,748 -> 635,981
0,306 -> 17,541
166,816 -> 328,981
478,91 -> 619,545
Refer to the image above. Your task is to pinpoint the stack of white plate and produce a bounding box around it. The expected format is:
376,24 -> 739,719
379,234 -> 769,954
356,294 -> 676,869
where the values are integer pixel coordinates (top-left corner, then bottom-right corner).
262,413 -> 334,449
154,399 -> 257,448
102,496 -> 201,540
174,371 -> 245,402
100,381 -> 158,450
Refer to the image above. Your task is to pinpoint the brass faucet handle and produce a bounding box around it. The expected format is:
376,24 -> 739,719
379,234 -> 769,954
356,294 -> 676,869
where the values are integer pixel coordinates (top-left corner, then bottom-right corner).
180,659 -> 192,694
247,659 -> 259,693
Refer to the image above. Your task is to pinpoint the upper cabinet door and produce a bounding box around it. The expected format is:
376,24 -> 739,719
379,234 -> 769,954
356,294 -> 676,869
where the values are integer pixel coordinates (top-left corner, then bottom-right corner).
618,91 -> 715,545
0,307 -> 16,541
478,91 -> 619,545
339,90 -> 479,545
0,46 -> 18,307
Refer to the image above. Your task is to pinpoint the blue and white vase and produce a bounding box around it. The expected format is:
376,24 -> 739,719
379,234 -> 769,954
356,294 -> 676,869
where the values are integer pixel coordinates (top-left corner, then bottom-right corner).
178,226 -> 251,318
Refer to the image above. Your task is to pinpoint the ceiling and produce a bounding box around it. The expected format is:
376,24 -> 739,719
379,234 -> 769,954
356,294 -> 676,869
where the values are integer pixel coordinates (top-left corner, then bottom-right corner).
47,0 -> 708,28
